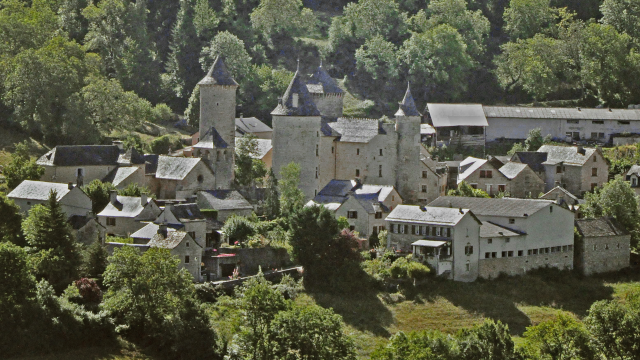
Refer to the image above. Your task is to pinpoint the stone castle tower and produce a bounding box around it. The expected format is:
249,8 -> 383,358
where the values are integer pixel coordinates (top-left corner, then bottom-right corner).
193,56 -> 238,189
306,62 -> 344,119
271,66 -> 322,200
394,83 -> 422,203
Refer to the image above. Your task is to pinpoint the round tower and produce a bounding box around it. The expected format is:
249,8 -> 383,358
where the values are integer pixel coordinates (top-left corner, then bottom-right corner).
395,83 -> 422,203
194,56 -> 238,189
271,65 -> 322,200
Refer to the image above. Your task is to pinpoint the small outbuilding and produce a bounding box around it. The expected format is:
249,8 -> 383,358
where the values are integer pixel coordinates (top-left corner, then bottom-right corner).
574,217 -> 630,276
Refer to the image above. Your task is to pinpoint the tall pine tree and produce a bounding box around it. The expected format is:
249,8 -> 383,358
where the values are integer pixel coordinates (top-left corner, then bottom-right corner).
264,168 -> 280,219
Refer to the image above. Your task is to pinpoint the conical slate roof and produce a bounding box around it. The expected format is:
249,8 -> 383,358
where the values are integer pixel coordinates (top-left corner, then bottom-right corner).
198,56 -> 238,86
306,62 -> 343,94
395,83 -> 421,117
271,69 -> 320,116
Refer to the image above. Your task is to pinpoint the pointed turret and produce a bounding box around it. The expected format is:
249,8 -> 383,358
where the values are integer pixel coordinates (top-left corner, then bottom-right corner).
271,69 -> 320,116
306,61 -> 344,119
395,83 -> 421,117
198,56 -> 238,86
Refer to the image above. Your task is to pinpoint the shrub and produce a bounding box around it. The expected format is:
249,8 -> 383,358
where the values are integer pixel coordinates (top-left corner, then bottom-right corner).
389,257 -> 430,280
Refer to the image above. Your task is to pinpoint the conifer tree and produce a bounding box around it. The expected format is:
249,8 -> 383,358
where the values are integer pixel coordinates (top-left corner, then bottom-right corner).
0,193 -> 25,246
264,168 -> 280,219
23,190 -> 81,292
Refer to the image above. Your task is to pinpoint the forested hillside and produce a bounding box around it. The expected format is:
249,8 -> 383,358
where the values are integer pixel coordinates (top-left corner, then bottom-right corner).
1,0 -> 638,147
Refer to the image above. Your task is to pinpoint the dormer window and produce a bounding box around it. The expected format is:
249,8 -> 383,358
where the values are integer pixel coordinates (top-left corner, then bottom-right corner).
292,93 -> 299,107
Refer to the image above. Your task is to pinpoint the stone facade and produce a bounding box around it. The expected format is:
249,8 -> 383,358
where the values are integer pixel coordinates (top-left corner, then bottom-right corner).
311,93 -> 343,118
575,217 -> 630,276
395,115 -> 422,204
478,251 -> 573,279
149,159 -> 216,199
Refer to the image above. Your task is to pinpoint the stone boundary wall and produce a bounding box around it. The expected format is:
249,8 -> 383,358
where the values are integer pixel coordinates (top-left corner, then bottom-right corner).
218,247 -> 291,275
478,251 -> 573,279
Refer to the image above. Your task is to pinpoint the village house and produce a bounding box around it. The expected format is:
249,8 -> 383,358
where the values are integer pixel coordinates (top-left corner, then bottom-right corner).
148,156 -> 216,199
418,148 -> 448,204
131,202 -> 207,248
36,142 -> 145,186
197,189 -> 253,223
98,191 -> 161,237
385,205 -> 482,282
625,165 -> 640,196
456,157 -> 545,198
236,137 -> 273,169
235,116 -> 273,139
428,196 -> 575,279
483,105 -> 640,144
148,225 -> 203,281
8,180 -> 92,217
540,186 -> 584,218
574,217 -> 630,276
68,215 -> 105,245
306,180 -> 402,238
509,152 -> 547,181
425,103 -> 488,148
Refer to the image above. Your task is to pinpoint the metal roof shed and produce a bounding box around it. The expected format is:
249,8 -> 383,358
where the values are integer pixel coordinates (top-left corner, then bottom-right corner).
427,104 -> 488,127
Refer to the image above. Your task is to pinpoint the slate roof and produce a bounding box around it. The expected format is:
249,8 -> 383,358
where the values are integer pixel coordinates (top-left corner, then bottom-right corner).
498,162 -> 528,179
483,106 -> 640,120
428,196 -> 554,218
395,84 -> 421,117
37,145 -> 144,167
236,138 -> 272,159
98,196 -> 152,218
328,118 -> 382,143
102,166 -> 140,187
538,145 -> 596,166
306,63 -> 343,94
271,70 -> 321,116
148,231 -> 198,250
194,127 -> 229,149
480,221 -> 524,238
386,205 -> 476,225
626,165 -> 640,178
198,190 -> 252,211
488,155 -> 511,166
235,117 -> 272,135
131,222 -> 177,240
541,186 -> 579,204
145,154 -> 159,174
511,152 -> 547,173
457,157 -> 487,183
198,56 -> 238,86
318,179 -> 358,197
8,180 -> 73,201
575,217 -> 627,237
426,104 -> 488,127
311,180 -> 395,213
305,200 -> 342,211
421,124 -> 436,135
155,156 -> 203,180
170,203 -> 205,222
412,240 -> 447,247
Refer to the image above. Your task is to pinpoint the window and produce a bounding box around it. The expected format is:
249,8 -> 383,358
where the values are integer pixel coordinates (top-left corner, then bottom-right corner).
480,170 -> 486,178
556,166 -> 562,174
106,218 -> 116,226
379,165 -> 383,177
545,247 -> 550,253
485,252 -> 491,259
479,170 -> 492,178
422,171 -> 428,178
470,183 -> 478,189
379,149 -> 383,156
508,251 -> 513,257
347,211 -> 358,219
435,227 -> 441,236
316,144 -> 319,156
501,251 -> 507,257
356,148 -> 360,155
422,185 -> 427,193
533,249 -> 538,255
355,169 -> 360,177
593,155 -> 597,162
592,120 -> 604,124
568,245 -> 573,251
412,225 -> 416,234
591,132 -> 598,139
197,174 -> 204,183
184,256 -> 190,264
599,132 -> 605,138
404,225 -> 409,234
487,239 -> 493,244
592,168 -> 598,177
528,250 -> 532,255
486,170 -> 492,178
331,147 -> 334,154
422,226 -> 428,235
509,218 -> 515,224
562,245 -> 567,252
567,120 -> 579,124
447,228 -> 451,237
591,183 -> 598,191
349,225 -> 355,231
619,121 -> 630,125
505,238 -> 510,243
465,243 -> 473,255
518,250 -> 523,257
550,206 -> 553,213
498,185 -> 506,192
391,224 -> 396,233
188,231 -> 196,240
315,167 -> 318,179
186,242 -> 190,248
375,212 -> 382,219
399,224 -> 404,234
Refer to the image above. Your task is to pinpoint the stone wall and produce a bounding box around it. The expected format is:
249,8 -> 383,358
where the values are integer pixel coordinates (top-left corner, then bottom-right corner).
311,93 -> 343,119
395,116 -> 422,204
577,234 -> 630,276
478,251 -> 573,279
218,247 -> 291,276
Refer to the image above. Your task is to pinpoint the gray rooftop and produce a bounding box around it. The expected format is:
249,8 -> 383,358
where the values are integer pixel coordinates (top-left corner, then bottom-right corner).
480,221 -> 524,238
98,195 -> 152,218
428,196 -> 554,218
131,222 -> 178,240
8,180 -> 74,201
235,117 -> 272,135
484,106 -> 640,120
37,145 -> 144,167
395,84 -> 421,117
198,56 -> 238,86
198,190 -> 252,211
235,138 -> 272,159
306,63 -> 343,94
538,145 -> 596,166
511,152 -> 548,173
426,104 -> 488,127
498,162 -> 528,179
194,127 -> 229,149
102,166 -> 140,187
148,231 -> 197,250
575,217 -> 627,237
155,156 -> 204,180
328,118 -> 383,143
627,165 -> 640,178
541,186 -> 579,204
386,205 -> 475,225
271,70 -> 321,117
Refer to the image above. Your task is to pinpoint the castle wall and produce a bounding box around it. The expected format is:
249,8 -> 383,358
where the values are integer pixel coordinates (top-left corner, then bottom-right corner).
318,135 -> 337,190
311,93 -> 343,119
395,116 -> 422,204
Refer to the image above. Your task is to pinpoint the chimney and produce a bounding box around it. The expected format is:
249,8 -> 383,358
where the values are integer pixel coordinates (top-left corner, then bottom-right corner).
240,113 -> 243,120
577,146 -> 586,155
112,140 -> 124,150
141,193 -> 147,205
577,107 -> 581,111
68,182 -> 74,190
459,208 -> 464,214
109,190 -> 118,204
157,223 -> 168,237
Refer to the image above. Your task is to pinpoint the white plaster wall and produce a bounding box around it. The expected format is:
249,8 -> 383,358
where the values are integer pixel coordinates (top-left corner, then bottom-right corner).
451,214 -> 481,282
